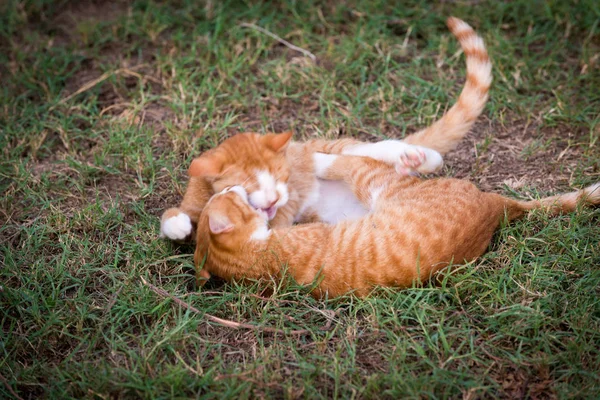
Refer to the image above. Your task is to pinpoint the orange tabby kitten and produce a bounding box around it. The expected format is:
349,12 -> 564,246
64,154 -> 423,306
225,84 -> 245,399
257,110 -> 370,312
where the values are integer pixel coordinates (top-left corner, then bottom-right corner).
161,17 -> 492,240
195,154 -> 599,298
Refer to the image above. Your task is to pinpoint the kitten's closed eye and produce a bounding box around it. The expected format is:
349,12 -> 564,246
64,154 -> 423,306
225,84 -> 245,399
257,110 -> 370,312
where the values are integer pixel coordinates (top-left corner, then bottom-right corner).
228,185 -> 249,202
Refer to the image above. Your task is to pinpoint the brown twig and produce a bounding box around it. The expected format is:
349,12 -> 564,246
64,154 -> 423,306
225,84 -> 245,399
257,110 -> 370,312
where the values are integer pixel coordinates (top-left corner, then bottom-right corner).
0,371 -> 23,400
103,285 -> 124,316
50,65 -> 148,111
173,351 -> 203,377
240,22 -> 317,63
140,277 -> 309,335
317,309 -> 337,331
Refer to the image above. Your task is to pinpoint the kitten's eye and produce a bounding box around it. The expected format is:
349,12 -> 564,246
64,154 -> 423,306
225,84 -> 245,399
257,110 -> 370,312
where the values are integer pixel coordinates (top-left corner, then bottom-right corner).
273,169 -> 289,182
242,180 -> 258,190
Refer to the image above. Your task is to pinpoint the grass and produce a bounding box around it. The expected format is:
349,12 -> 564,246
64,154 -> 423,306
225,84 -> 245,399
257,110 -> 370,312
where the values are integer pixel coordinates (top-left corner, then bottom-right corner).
1,0 -> 599,398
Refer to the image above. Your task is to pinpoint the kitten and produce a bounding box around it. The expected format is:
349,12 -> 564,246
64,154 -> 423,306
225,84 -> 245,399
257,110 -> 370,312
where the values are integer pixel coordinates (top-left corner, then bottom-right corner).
161,17 -> 492,240
195,154 -> 600,298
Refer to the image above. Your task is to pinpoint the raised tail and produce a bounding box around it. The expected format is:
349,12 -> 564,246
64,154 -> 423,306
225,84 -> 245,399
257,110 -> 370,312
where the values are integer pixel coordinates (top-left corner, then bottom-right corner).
504,182 -> 600,221
403,17 -> 492,154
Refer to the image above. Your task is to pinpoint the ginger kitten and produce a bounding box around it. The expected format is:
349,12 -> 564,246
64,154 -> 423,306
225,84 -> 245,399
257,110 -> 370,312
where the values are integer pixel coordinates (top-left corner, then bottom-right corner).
161,17 -> 492,240
195,154 -> 600,298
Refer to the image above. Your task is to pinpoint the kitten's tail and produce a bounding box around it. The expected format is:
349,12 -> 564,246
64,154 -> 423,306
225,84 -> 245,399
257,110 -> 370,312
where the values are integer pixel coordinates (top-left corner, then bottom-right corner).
403,17 -> 492,154
504,182 -> 600,221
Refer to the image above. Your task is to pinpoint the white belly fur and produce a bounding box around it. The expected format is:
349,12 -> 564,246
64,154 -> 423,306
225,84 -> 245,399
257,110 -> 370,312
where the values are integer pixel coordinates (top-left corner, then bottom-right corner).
316,179 -> 368,224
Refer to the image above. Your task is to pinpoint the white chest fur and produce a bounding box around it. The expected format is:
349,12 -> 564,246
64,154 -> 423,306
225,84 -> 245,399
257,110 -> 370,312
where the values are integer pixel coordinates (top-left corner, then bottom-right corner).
315,180 -> 367,224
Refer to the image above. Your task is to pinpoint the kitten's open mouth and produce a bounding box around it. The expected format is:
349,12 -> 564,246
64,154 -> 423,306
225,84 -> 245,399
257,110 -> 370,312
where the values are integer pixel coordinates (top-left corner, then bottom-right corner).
259,206 -> 277,220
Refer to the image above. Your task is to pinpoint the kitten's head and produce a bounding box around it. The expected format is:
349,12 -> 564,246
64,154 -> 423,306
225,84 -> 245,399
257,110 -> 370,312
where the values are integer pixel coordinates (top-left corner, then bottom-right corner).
194,185 -> 271,284
201,185 -> 271,247
188,132 -> 292,220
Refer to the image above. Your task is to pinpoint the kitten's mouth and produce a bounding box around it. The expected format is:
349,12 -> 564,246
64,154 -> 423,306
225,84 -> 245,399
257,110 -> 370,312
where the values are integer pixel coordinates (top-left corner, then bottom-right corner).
260,206 -> 277,220
253,206 -> 277,220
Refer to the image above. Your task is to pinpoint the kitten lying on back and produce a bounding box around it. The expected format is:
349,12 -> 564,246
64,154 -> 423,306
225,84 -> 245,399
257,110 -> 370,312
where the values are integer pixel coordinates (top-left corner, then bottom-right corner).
161,17 -> 492,240
195,154 -> 600,298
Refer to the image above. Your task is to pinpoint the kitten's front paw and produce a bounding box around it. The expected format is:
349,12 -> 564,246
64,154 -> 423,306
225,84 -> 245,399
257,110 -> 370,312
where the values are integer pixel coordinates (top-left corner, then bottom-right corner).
160,213 -> 192,240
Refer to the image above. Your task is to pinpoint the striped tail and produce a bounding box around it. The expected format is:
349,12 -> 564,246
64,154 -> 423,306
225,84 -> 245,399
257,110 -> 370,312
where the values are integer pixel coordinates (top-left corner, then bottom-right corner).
505,182 -> 600,221
404,17 -> 492,154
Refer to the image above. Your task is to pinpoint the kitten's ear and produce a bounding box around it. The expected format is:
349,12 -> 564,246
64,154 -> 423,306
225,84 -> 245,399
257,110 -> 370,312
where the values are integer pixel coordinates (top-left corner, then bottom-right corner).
189,154 -> 222,178
208,213 -> 234,234
261,131 -> 293,152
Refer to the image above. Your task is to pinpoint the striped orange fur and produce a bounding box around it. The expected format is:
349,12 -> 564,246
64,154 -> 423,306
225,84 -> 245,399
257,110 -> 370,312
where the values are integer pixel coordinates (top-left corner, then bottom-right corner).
403,17 -> 492,153
161,17 -> 492,240
195,155 -> 600,298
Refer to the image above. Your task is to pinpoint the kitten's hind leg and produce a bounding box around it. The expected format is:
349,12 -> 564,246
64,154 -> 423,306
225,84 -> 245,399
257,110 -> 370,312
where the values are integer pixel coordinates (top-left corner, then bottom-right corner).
395,147 -> 427,176
342,141 -> 443,174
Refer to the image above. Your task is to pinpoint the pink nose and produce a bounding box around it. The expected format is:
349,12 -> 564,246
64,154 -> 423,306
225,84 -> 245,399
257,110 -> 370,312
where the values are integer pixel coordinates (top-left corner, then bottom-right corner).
266,194 -> 280,207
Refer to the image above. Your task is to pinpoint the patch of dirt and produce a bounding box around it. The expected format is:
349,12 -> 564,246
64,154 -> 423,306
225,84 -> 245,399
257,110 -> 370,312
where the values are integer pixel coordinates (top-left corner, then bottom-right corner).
446,117 -> 596,194
236,97 -> 319,135
89,173 -> 137,200
491,363 -> 557,399
50,0 -> 130,46
143,176 -> 185,218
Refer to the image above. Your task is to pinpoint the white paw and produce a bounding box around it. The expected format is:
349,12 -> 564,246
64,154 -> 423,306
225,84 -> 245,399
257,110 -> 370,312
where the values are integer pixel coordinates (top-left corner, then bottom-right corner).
395,147 -> 443,175
414,147 -> 443,174
160,213 -> 192,240
343,141 -> 443,174
397,147 -> 426,171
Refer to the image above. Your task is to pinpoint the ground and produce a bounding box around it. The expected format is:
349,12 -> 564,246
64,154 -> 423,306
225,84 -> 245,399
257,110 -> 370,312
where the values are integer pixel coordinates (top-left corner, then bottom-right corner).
1,0 -> 599,398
